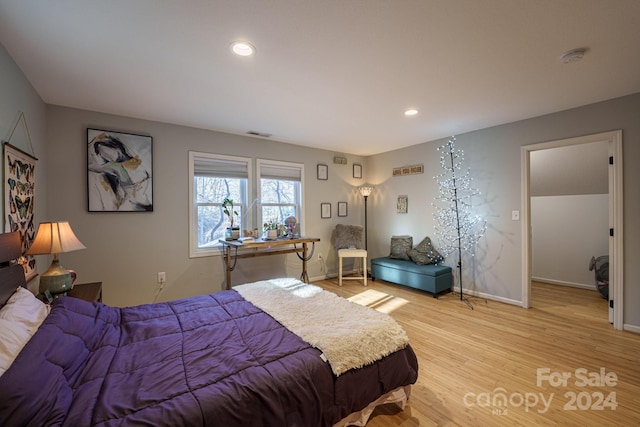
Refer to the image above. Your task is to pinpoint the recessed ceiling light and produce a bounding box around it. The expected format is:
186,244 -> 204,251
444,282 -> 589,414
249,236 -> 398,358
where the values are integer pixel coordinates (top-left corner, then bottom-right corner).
231,41 -> 255,57
560,47 -> 587,64
404,109 -> 419,116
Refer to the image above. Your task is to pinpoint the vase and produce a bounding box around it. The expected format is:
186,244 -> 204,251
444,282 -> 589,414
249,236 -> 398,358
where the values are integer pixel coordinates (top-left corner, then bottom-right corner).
266,229 -> 277,240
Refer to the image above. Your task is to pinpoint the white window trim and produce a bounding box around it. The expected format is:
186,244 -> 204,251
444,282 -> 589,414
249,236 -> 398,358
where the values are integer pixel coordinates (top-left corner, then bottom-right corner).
257,159 -> 305,236
189,151 -> 252,258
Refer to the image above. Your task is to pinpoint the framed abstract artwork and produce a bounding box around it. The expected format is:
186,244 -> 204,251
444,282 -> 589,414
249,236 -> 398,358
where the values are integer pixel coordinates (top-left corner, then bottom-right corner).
3,142 -> 38,280
87,129 -> 153,212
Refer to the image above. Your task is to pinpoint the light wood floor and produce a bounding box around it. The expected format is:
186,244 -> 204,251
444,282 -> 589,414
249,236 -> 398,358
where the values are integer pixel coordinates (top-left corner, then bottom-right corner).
314,279 -> 640,426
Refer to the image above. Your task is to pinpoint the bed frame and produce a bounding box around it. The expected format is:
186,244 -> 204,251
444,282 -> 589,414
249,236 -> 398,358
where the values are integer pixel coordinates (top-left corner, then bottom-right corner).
0,231 -> 27,306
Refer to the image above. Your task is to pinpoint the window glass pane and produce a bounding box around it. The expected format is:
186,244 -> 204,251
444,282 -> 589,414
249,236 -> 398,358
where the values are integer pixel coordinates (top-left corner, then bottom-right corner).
195,176 -> 242,203
197,205 -> 224,247
194,176 -> 245,248
262,205 -> 297,226
260,179 -> 295,203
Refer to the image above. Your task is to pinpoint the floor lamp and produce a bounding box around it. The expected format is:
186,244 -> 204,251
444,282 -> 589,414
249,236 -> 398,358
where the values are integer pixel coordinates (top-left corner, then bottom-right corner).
358,184 -> 374,250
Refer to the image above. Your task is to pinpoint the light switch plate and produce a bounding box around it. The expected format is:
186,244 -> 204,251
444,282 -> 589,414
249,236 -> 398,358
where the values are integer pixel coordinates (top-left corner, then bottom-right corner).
512,210 -> 520,221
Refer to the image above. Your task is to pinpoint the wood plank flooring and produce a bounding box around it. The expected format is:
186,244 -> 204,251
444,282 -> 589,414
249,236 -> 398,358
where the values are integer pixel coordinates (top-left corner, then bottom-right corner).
313,279 -> 640,426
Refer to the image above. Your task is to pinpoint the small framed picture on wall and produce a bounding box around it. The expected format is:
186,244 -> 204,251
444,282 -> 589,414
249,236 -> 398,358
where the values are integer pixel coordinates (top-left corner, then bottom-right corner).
353,163 -> 362,179
397,195 -> 408,214
338,202 -> 348,217
317,164 -> 328,180
321,203 -> 331,218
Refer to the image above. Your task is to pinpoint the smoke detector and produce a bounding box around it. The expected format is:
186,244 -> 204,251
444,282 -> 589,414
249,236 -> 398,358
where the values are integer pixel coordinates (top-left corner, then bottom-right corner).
560,48 -> 587,64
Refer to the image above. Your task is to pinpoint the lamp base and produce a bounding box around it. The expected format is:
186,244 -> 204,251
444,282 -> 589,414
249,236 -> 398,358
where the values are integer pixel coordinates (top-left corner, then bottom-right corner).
39,259 -> 73,295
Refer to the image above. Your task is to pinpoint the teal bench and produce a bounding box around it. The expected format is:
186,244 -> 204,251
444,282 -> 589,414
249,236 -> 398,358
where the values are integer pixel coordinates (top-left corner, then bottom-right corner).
370,257 -> 453,298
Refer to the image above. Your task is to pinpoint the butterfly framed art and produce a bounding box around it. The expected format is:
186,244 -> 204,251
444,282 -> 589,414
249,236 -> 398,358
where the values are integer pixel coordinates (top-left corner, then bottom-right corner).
3,142 -> 38,281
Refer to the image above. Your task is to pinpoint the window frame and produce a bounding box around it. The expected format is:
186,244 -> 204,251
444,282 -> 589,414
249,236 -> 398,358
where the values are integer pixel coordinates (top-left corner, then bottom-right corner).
189,151 -> 252,258
257,159 -> 305,236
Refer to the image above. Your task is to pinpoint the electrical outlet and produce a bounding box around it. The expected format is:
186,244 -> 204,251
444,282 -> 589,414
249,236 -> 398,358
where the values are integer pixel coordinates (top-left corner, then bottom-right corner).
157,272 -> 166,284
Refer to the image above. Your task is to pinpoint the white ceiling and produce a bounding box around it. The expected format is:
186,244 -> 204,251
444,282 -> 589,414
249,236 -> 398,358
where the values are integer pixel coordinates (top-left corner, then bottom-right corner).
1,1 -> 639,156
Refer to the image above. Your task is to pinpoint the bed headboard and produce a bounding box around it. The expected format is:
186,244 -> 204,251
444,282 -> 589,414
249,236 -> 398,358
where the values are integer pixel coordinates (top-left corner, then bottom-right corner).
0,231 -> 27,306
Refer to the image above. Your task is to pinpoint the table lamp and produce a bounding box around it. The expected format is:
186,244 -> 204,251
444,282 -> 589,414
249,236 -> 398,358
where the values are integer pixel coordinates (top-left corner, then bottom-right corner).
26,221 -> 86,295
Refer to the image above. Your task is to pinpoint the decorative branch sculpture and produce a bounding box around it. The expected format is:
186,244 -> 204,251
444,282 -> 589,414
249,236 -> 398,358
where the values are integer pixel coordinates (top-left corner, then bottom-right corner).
433,136 -> 486,308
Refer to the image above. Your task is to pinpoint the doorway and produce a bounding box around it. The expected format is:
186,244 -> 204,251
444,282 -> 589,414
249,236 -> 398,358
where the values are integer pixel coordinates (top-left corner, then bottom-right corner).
521,130 -> 624,330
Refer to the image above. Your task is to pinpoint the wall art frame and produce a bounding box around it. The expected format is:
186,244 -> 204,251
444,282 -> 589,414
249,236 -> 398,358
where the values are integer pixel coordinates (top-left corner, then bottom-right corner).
317,163 -> 328,180
397,195 -> 408,214
3,142 -> 38,281
337,201 -> 348,217
393,163 -> 424,177
321,202 -> 331,218
353,163 -> 362,179
87,128 -> 153,212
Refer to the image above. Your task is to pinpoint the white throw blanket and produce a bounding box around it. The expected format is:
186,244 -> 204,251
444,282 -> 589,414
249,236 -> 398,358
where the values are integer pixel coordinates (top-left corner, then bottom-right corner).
234,278 -> 410,376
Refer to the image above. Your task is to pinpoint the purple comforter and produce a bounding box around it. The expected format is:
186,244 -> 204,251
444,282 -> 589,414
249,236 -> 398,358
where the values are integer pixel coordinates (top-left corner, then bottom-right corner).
0,290 -> 418,426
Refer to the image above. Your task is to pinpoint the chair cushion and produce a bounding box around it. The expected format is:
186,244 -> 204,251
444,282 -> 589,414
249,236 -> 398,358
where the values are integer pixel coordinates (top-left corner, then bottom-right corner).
338,249 -> 367,258
389,235 -> 412,260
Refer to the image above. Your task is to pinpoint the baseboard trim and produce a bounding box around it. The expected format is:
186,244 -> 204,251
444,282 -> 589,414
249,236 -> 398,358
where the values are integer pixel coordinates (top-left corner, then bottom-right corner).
452,286 -> 522,307
623,324 -> 640,334
532,277 -> 594,291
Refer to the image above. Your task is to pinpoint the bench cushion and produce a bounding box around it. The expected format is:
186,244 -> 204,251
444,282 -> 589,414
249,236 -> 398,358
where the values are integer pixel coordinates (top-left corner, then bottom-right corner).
370,257 -> 452,297
371,257 -> 451,277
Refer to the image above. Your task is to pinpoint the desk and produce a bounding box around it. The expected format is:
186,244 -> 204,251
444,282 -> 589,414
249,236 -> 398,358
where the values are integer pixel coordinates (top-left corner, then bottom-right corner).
220,237 -> 320,289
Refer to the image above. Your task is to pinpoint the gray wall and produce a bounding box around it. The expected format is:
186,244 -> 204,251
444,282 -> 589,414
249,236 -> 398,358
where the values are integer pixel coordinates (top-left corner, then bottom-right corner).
531,194 -> 608,287
0,43 -> 47,294
368,93 -> 639,329
45,106 -> 366,306
531,141 -> 609,287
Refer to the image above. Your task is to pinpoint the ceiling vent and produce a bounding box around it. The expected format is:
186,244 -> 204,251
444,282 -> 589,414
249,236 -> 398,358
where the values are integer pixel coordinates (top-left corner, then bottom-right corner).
560,48 -> 588,64
247,130 -> 272,138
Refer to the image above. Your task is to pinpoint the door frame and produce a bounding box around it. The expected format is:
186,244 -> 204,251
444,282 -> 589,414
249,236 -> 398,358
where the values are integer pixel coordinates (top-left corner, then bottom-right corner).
521,130 -> 623,330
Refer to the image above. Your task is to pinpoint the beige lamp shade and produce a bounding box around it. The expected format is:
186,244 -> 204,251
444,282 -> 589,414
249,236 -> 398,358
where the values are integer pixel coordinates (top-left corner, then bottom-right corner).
26,222 -> 86,255
26,222 -> 86,294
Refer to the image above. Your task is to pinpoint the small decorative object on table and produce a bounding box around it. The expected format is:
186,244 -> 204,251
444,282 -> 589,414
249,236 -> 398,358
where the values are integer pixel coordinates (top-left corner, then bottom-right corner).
284,216 -> 298,238
263,219 -> 279,239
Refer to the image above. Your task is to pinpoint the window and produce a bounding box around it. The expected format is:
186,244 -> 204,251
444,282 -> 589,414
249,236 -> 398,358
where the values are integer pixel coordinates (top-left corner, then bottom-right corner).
189,152 -> 251,257
258,159 -> 304,233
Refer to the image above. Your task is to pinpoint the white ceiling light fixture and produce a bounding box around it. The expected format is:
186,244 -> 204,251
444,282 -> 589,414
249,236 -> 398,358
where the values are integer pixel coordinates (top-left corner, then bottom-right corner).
560,47 -> 587,64
231,41 -> 255,57
404,109 -> 419,116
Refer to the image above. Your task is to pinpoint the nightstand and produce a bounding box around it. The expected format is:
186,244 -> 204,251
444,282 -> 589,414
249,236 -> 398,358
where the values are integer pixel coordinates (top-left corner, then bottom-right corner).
67,282 -> 102,302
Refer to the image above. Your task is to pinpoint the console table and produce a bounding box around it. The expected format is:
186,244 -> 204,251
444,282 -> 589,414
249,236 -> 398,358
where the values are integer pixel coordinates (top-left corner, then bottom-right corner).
219,237 -> 320,289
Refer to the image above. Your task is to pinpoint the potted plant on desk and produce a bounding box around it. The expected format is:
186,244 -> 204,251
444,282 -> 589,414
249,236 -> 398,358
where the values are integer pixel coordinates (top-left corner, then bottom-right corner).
222,198 -> 240,240
263,219 -> 279,240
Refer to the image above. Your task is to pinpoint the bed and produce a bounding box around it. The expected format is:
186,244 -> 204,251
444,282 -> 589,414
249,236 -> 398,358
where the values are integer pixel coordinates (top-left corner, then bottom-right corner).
0,231 -> 418,426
